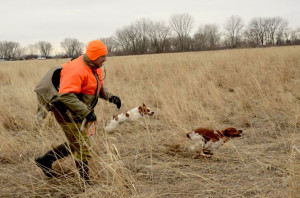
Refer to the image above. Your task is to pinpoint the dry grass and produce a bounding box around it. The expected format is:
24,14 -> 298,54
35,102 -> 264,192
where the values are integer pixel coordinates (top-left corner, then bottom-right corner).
0,46 -> 299,197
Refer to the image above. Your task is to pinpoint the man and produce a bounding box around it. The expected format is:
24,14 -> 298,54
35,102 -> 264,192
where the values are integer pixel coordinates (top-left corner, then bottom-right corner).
35,40 -> 121,184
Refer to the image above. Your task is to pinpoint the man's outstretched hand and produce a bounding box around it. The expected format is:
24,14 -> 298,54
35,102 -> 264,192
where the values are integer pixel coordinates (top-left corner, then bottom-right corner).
109,96 -> 121,109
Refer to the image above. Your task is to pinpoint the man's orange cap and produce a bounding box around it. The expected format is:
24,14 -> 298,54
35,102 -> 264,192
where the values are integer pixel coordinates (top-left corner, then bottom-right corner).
86,40 -> 108,60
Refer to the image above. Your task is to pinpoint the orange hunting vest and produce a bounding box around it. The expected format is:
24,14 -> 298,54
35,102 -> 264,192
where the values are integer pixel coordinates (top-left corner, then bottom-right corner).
59,55 -> 103,95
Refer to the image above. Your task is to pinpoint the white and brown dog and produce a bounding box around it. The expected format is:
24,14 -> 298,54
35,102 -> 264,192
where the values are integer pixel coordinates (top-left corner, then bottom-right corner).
105,103 -> 154,132
186,127 -> 242,158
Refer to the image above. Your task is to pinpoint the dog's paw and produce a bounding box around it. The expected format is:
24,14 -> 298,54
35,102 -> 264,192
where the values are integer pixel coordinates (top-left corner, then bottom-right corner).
203,151 -> 214,155
193,154 -> 212,159
202,154 -> 212,158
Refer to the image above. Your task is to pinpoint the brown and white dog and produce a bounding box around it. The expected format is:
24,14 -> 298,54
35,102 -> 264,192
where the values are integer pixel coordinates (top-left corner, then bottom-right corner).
186,127 -> 242,158
105,103 -> 154,132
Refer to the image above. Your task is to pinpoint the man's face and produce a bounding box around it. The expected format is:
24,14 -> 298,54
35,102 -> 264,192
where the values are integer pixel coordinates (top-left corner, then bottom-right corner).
93,55 -> 106,68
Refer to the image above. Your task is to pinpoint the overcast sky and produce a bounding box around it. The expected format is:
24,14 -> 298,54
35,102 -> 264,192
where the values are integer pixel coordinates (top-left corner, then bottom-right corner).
1,0 -> 299,51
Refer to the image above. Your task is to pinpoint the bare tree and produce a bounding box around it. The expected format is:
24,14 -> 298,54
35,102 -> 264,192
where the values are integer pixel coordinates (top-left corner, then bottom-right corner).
60,38 -> 83,58
244,17 -> 289,46
224,15 -> 244,48
148,20 -> 171,53
99,36 -> 117,53
0,41 -> 22,60
114,18 -> 152,55
0,42 -> 4,59
169,13 -> 194,51
244,29 -> 259,47
26,44 -> 37,55
35,41 -> 52,57
115,26 -> 133,54
244,19 -> 261,46
193,30 -> 208,50
134,18 -> 152,54
264,17 -> 286,44
206,24 -> 220,49
276,20 -> 289,44
245,17 -> 267,46
194,24 -> 220,50
116,24 -> 139,54
290,28 -> 300,44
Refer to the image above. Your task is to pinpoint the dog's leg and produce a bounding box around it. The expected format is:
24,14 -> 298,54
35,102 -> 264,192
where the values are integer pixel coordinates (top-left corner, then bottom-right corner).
203,149 -> 214,155
193,154 -> 201,159
193,153 -> 211,158
200,153 -> 212,158
194,147 -> 211,158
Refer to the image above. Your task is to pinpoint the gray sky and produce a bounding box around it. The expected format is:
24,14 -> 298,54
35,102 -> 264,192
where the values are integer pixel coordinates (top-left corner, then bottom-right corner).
1,0 -> 299,51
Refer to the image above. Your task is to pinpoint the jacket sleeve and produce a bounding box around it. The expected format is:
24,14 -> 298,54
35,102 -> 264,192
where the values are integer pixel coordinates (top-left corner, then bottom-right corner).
58,93 -> 91,118
99,84 -> 113,100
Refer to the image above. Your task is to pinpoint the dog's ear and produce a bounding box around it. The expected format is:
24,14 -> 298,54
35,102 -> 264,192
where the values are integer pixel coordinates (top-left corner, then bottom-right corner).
224,129 -> 229,136
138,106 -> 142,114
143,103 -> 146,107
224,127 -> 242,137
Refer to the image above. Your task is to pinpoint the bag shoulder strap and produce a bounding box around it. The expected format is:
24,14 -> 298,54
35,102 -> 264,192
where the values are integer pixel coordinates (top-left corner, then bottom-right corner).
90,69 -> 100,108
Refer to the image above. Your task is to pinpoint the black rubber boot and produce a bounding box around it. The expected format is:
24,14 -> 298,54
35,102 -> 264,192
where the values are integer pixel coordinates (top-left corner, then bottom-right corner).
35,142 -> 71,177
76,160 -> 91,184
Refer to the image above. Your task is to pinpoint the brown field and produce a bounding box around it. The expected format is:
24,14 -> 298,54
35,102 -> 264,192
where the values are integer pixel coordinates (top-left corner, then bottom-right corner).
0,46 -> 299,197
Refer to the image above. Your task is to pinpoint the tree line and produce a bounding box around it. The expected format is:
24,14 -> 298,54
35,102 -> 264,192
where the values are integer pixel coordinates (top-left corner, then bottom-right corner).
0,14 -> 299,60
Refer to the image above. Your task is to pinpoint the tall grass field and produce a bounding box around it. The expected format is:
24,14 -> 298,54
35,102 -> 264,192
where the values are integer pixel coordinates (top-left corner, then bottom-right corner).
0,46 -> 299,197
